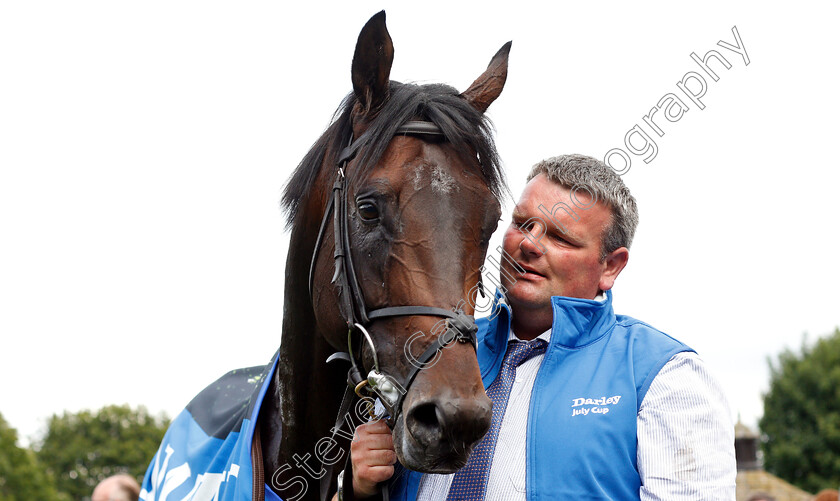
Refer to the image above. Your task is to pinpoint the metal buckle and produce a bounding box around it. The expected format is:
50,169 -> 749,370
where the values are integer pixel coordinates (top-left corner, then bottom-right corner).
367,371 -> 405,413
336,470 -> 345,501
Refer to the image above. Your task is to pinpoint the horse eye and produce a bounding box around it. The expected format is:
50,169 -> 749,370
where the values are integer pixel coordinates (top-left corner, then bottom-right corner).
357,201 -> 380,221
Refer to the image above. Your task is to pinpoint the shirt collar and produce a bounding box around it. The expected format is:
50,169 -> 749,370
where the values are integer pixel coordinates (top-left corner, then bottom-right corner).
509,327 -> 552,344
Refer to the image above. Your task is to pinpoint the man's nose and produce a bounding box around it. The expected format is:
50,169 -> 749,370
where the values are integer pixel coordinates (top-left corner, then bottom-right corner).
519,226 -> 545,257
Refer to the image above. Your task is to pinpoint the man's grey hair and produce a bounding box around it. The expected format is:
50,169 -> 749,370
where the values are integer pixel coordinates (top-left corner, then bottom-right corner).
527,154 -> 639,259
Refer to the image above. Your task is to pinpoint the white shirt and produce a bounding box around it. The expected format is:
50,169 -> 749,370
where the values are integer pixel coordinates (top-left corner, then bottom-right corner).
416,328 -> 736,500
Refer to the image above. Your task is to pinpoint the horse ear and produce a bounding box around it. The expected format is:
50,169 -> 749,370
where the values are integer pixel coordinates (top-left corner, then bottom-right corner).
461,41 -> 512,113
351,11 -> 394,115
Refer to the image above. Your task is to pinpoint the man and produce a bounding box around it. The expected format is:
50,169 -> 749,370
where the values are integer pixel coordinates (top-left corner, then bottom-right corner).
92,473 -> 141,501
349,154 -> 736,499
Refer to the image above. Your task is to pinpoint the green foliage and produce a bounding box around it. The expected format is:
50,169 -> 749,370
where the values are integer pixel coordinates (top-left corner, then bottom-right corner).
0,412 -> 63,501
760,327 -> 840,493
35,404 -> 169,501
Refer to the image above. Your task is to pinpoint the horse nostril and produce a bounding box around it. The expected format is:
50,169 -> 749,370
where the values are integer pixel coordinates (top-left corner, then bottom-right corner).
406,397 -> 493,451
407,402 -> 444,446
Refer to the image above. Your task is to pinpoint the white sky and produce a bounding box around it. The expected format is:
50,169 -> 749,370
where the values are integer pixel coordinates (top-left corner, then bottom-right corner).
2,2 -> 838,446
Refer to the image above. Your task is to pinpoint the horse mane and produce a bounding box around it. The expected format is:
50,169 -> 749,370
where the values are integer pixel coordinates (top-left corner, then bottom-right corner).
281,81 -> 508,227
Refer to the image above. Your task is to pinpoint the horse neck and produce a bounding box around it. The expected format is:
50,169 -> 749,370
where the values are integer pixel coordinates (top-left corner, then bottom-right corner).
262,210 -> 348,488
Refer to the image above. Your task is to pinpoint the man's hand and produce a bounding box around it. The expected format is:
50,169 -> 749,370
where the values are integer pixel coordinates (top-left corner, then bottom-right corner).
350,420 -> 397,498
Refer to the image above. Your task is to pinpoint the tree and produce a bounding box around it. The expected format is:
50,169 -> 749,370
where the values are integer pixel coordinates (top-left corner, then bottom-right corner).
0,412 -> 63,501
35,404 -> 170,501
760,327 -> 840,493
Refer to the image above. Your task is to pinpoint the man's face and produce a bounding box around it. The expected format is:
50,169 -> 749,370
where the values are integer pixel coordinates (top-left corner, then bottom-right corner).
500,173 -> 626,313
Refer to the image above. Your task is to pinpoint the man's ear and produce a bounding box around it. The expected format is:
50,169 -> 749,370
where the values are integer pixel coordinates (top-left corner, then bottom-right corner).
599,247 -> 629,292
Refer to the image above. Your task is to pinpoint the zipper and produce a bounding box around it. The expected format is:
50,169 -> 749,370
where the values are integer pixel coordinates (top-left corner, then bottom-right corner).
252,424 -> 265,501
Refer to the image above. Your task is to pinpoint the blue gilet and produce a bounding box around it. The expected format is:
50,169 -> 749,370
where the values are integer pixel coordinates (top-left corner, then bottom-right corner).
389,290 -> 693,500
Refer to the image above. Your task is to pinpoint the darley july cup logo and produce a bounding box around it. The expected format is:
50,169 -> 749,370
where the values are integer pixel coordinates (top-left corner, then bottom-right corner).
570,395 -> 622,417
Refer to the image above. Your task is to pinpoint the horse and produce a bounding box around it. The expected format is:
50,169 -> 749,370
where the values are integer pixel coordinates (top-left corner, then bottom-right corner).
140,11 -> 509,501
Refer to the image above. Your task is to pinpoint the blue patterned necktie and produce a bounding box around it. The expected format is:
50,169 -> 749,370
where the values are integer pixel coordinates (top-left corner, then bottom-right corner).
446,338 -> 548,500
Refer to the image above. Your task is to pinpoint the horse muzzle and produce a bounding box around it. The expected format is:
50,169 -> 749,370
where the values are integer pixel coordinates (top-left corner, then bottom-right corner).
392,348 -> 492,473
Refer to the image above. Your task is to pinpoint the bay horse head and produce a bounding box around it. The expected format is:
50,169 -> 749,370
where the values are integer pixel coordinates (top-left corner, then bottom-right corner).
280,11 -> 509,475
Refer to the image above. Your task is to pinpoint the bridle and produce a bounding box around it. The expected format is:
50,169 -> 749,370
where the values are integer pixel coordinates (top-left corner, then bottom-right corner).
308,119 -> 480,423
312,121 -> 490,501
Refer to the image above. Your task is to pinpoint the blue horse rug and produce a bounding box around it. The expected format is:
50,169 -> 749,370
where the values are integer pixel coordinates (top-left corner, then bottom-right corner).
140,351 -> 282,501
